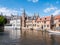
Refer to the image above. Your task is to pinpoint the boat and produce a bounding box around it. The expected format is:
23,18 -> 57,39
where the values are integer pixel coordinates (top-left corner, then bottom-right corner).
47,30 -> 60,35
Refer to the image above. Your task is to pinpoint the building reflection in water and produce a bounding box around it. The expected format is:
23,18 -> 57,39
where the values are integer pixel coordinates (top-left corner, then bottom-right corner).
0,29 -> 60,45
20,30 -> 59,45
50,35 -> 55,45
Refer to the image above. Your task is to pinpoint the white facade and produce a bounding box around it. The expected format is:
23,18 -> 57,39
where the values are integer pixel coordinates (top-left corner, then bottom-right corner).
10,19 -> 20,29
4,15 -> 21,30
10,16 -> 21,29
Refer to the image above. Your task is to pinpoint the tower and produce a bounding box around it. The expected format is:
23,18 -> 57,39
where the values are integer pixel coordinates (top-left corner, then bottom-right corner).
21,9 -> 26,28
50,15 -> 54,29
33,13 -> 39,20
0,12 -> 3,16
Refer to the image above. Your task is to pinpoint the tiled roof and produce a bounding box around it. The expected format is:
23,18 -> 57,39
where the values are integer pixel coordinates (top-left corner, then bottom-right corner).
36,16 -> 51,22
36,17 -> 41,22
54,15 -> 60,20
33,15 -> 60,22
41,16 -> 50,21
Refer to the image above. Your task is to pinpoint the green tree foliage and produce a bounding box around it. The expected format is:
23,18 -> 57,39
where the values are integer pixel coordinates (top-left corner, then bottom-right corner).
0,16 -> 7,26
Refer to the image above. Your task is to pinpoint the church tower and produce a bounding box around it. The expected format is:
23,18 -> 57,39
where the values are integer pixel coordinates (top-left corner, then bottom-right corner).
50,15 -> 54,29
33,13 -> 39,20
21,9 -> 26,28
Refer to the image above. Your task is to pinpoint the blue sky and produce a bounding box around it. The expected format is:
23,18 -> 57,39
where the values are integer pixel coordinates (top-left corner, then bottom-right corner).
0,0 -> 60,17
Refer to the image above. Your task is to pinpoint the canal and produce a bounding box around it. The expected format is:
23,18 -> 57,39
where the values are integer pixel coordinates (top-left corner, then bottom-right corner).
0,29 -> 60,45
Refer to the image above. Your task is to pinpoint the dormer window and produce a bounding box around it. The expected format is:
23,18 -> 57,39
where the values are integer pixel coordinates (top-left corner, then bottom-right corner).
45,18 -> 46,20
40,19 -> 42,20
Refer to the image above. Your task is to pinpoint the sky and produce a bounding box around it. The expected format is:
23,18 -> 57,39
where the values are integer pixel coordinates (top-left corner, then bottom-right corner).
0,0 -> 60,17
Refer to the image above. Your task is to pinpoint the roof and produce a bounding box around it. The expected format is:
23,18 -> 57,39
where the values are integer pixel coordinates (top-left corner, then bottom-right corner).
36,16 -> 51,22
42,16 -> 51,21
54,15 -> 60,20
36,17 -> 41,22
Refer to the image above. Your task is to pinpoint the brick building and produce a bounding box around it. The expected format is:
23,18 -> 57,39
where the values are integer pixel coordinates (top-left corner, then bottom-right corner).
21,10 -> 60,30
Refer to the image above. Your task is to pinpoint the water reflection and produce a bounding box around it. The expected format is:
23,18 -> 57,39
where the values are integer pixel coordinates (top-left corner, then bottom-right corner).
21,30 -> 60,45
0,29 -> 60,45
50,35 -> 55,45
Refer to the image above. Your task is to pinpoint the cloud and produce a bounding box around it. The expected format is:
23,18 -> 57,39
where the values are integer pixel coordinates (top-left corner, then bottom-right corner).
0,7 -> 18,16
44,5 -> 60,15
0,7 -> 24,16
44,6 -> 57,13
27,0 -> 39,3
44,6 -> 58,13
52,10 -> 60,15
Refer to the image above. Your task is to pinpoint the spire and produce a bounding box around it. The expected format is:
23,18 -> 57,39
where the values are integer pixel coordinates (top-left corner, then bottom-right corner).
0,12 -> 3,16
34,13 -> 39,17
37,13 -> 39,17
23,9 -> 26,15
33,13 -> 36,20
34,13 -> 35,15
11,13 -> 13,17
51,15 -> 54,20
33,13 -> 39,20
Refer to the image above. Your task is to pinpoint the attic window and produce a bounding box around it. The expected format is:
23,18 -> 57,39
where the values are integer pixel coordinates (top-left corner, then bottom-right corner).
56,18 -> 57,19
45,18 -> 46,20
40,18 -> 41,20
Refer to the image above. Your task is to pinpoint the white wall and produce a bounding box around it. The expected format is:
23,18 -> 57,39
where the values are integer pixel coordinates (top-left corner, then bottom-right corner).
10,19 -> 20,28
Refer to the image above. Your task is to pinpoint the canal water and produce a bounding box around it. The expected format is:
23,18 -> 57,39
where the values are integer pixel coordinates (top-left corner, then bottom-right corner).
0,29 -> 60,45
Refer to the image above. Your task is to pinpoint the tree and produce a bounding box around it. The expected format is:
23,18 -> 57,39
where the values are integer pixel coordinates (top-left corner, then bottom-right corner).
0,16 -> 7,26
0,16 -> 7,32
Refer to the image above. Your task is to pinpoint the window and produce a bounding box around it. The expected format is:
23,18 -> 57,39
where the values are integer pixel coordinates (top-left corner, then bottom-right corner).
33,24 -> 34,26
47,25 -> 49,27
37,25 -> 39,27
40,19 -> 42,20
55,24 -> 56,27
37,22 -> 39,23
44,25 -> 46,27
44,21 -> 46,23
35,24 -> 36,26
17,24 -> 20,26
27,25 -> 28,27
45,18 -> 46,20
13,24 -> 15,26
59,24 -> 60,27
